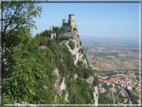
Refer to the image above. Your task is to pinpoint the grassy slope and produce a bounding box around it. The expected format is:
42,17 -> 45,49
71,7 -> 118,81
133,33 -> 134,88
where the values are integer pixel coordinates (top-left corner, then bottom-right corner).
89,56 -> 138,71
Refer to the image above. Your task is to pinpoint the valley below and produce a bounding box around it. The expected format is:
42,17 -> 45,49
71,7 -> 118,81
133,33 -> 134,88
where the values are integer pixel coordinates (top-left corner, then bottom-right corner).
81,38 -> 141,105
82,38 -> 139,71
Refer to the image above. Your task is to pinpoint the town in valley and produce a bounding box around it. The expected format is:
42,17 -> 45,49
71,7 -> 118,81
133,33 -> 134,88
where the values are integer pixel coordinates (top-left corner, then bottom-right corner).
82,38 -> 141,104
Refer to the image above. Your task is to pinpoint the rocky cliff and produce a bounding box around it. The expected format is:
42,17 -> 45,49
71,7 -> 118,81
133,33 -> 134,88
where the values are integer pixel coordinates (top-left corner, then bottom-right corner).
54,30 -> 99,104
2,28 -> 99,105
62,31 -> 88,66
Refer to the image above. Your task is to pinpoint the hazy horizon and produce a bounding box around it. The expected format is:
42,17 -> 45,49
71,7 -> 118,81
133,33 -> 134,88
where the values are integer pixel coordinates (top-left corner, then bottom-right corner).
80,35 -> 139,41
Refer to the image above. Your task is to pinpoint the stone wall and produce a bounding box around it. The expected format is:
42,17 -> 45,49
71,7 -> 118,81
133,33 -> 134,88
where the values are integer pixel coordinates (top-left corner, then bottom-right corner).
51,33 -> 56,39
62,23 -> 70,27
59,32 -> 77,38
51,26 -> 61,31
62,26 -> 73,32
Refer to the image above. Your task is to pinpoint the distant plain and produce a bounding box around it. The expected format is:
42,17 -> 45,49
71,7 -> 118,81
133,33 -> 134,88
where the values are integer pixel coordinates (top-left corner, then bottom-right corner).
81,37 -> 139,71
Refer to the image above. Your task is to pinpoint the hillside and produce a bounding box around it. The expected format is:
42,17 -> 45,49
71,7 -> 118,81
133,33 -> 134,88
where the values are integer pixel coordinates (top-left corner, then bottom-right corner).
82,41 -> 139,71
2,27 -> 99,105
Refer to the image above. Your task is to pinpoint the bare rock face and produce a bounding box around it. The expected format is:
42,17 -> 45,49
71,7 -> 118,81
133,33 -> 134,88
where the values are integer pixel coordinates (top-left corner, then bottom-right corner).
53,68 -> 69,102
64,31 -> 88,67
65,91 -> 69,102
94,86 -> 99,105
86,76 -> 99,104
53,68 -> 59,78
86,76 -> 94,86
39,46 -> 46,49
74,74 -> 78,80
59,77 -> 66,96
53,68 -> 60,93
53,68 -> 61,102
60,31 -> 98,104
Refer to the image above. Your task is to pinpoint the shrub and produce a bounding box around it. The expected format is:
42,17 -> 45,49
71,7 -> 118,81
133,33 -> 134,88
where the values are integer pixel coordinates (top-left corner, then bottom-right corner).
77,61 -> 83,67
79,48 -> 84,54
83,53 -> 87,59
68,41 -> 75,50
73,28 -> 77,31
39,36 -> 47,46
77,44 -> 78,48
71,36 -> 74,39
73,55 -> 76,59
80,41 -> 82,46
60,35 -> 69,41
83,70 -> 89,79
60,27 -> 65,32
67,29 -> 71,32
125,88 -> 139,104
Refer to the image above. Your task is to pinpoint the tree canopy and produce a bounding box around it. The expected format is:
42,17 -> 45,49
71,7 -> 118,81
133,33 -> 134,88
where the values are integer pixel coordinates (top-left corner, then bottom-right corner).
2,2 -> 42,39
2,1 -> 99,105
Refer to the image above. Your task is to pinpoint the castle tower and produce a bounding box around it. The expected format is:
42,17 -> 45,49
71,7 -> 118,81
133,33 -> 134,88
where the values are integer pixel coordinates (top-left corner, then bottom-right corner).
50,25 -> 54,31
68,14 -> 75,26
62,19 -> 66,26
62,19 -> 66,23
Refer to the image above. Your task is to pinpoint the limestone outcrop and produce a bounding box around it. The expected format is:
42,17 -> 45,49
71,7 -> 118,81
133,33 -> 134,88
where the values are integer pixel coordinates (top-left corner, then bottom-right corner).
86,76 -> 99,104
59,30 -> 98,104
61,31 -> 88,68
53,68 -> 69,103
94,86 -> 99,105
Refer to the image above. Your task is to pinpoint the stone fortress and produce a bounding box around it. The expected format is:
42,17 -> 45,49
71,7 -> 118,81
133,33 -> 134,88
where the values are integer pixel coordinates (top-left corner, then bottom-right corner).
50,14 -> 88,67
50,14 -> 78,39
62,14 -> 78,32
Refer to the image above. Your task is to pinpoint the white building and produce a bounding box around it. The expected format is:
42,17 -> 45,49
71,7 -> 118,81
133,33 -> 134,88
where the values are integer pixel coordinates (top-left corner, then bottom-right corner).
99,87 -> 106,93
127,85 -> 132,90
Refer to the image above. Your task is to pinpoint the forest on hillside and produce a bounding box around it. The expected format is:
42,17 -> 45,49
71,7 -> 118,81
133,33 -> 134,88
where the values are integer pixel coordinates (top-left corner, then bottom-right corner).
2,2 -> 98,105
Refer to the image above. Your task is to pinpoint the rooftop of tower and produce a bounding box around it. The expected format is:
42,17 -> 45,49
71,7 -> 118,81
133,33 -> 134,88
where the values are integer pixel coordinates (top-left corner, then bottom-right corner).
69,14 -> 75,16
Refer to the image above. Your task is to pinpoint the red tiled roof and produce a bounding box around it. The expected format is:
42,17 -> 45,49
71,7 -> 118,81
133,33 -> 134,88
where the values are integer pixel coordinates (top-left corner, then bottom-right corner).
99,87 -> 105,90
124,98 -> 128,101
121,91 -> 125,94
137,99 -> 140,101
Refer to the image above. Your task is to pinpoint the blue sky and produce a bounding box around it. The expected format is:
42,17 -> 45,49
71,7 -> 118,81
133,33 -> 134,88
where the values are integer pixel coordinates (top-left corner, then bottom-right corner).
31,2 -> 139,40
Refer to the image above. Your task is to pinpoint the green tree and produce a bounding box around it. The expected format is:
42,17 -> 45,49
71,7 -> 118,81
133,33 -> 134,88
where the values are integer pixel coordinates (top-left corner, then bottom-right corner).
60,35 -> 69,41
93,77 -> 99,86
68,41 -> 75,50
2,2 -> 55,104
73,27 -> 77,31
56,35 -> 60,43
2,2 -> 101,105
2,2 -> 42,39
80,41 -> 82,46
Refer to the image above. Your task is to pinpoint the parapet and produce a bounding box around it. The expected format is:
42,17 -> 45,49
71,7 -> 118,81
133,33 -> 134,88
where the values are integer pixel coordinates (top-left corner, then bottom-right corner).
69,14 -> 75,16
